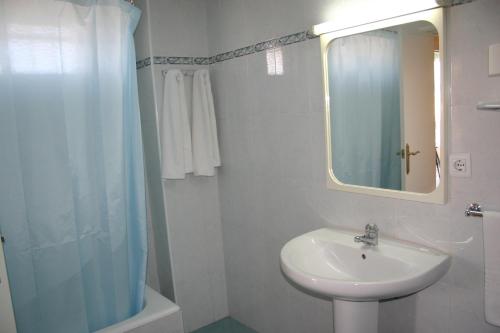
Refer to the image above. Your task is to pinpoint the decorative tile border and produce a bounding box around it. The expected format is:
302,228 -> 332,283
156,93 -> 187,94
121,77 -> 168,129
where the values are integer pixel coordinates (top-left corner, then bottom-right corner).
210,30 -> 318,64
136,29 -> 317,69
233,45 -> 256,58
437,0 -> 476,5
136,57 -> 151,69
153,56 -> 211,65
194,57 -> 210,65
211,30 -> 319,64
214,51 -> 235,63
136,56 -> 210,69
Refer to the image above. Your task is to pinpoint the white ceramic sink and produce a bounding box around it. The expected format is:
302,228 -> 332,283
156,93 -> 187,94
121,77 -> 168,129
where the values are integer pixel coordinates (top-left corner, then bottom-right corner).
281,227 -> 451,301
281,227 -> 451,333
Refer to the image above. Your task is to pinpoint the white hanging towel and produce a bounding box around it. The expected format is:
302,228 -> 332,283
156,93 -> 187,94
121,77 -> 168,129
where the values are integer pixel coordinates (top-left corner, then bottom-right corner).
192,69 -> 221,176
484,211 -> 500,326
160,70 -> 193,179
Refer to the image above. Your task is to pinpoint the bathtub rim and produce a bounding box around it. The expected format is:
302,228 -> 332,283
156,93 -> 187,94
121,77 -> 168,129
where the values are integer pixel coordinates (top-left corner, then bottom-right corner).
94,286 -> 180,333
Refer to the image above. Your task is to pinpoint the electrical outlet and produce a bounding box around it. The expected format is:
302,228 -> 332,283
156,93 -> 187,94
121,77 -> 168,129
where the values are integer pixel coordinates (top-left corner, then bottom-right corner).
449,153 -> 471,177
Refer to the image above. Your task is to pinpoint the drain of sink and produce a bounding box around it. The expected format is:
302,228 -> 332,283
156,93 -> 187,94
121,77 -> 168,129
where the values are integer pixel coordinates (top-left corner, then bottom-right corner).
361,254 -> 366,260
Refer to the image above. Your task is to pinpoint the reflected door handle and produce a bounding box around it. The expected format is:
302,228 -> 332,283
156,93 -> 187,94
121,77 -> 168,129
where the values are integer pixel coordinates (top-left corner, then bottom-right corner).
405,143 -> 420,174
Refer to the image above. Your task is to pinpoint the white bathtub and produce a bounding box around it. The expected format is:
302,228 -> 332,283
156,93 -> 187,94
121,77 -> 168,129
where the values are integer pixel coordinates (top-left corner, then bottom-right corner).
94,286 -> 184,333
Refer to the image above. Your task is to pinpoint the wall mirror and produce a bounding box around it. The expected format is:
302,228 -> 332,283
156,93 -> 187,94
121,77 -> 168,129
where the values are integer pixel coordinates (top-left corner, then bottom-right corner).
319,8 -> 446,203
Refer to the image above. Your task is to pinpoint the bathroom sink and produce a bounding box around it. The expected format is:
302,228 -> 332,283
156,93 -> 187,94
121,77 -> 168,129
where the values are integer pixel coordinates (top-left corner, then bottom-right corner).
280,227 -> 451,301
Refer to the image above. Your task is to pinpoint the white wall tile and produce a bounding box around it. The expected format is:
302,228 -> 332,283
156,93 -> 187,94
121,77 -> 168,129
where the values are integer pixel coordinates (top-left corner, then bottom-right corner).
134,1 -> 229,331
163,175 -> 228,332
137,64 -> 176,299
209,0 -> 500,332
149,0 -> 209,57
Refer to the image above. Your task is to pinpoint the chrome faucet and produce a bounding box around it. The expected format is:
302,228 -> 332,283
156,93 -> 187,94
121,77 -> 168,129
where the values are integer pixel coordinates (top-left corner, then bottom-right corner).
354,224 -> 379,246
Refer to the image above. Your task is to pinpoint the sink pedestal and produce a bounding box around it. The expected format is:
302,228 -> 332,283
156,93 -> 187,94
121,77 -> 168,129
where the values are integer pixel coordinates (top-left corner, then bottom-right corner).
333,299 -> 378,333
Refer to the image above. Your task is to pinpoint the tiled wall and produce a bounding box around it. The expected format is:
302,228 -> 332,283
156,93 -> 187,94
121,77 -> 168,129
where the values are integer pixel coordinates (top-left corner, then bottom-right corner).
134,0 -> 229,331
207,0 -> 500,332
134,0 -> 175,300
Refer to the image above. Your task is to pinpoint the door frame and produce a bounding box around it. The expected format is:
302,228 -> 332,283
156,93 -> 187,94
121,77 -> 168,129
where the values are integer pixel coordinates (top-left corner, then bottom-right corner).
0,236 -> 17,333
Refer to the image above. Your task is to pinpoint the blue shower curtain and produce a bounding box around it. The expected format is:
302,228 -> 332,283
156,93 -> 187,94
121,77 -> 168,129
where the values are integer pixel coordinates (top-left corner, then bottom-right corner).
329,30 -> 401,190
0,1 -> 147,332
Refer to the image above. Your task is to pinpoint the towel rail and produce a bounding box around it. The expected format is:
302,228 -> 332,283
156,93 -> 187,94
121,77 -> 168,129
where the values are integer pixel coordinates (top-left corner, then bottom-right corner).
161,69 -> 196,76
465,202 -> 483,217
477,102 -> 500,111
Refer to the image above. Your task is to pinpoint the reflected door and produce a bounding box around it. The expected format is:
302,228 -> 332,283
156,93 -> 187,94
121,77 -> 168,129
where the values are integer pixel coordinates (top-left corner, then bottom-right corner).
400,25 -> 437,192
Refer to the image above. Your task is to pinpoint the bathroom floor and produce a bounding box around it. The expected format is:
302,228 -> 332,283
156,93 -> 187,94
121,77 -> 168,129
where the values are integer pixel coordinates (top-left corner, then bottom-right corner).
191,317 -> 257,333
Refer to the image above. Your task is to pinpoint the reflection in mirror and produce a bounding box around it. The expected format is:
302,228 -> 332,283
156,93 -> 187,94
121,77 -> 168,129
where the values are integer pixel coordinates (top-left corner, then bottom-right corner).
328,21 -> 440,194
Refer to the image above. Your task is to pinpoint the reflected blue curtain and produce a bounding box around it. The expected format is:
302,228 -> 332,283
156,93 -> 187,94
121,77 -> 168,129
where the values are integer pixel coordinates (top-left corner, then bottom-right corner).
0,1 -> 147,332
329,30 -> 401,190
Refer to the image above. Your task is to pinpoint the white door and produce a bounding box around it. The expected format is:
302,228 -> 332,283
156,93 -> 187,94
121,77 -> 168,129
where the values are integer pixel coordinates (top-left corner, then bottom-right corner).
0,237 -> 17,333
400,26 -> 437,193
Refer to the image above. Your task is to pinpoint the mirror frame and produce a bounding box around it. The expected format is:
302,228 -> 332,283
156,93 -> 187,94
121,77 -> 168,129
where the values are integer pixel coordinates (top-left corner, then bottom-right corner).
319,8 -> 446,204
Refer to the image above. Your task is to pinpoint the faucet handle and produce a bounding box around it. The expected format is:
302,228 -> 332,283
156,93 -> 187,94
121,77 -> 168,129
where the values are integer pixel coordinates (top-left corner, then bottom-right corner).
365,224 -> 378,232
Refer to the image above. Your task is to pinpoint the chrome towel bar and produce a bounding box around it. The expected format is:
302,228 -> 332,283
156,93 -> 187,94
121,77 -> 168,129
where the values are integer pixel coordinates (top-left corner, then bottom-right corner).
477,102 -> 500,111
465,202 -> 483,217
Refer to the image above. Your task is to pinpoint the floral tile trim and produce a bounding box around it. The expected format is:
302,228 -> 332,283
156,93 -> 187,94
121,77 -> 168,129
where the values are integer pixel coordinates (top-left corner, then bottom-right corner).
136,56 -> 210,69
155,56 -> 192,65
437,0 -> 476,5
194,57 -> 210,65
211,30 -> 316,64
136,29 -> 317,69
234,45 -> 256,58
215,51 -> 235,62
306,30 -> 319,39
136,56 -> 210,68
136,57 -> 151,69
278,31 -> 307,45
